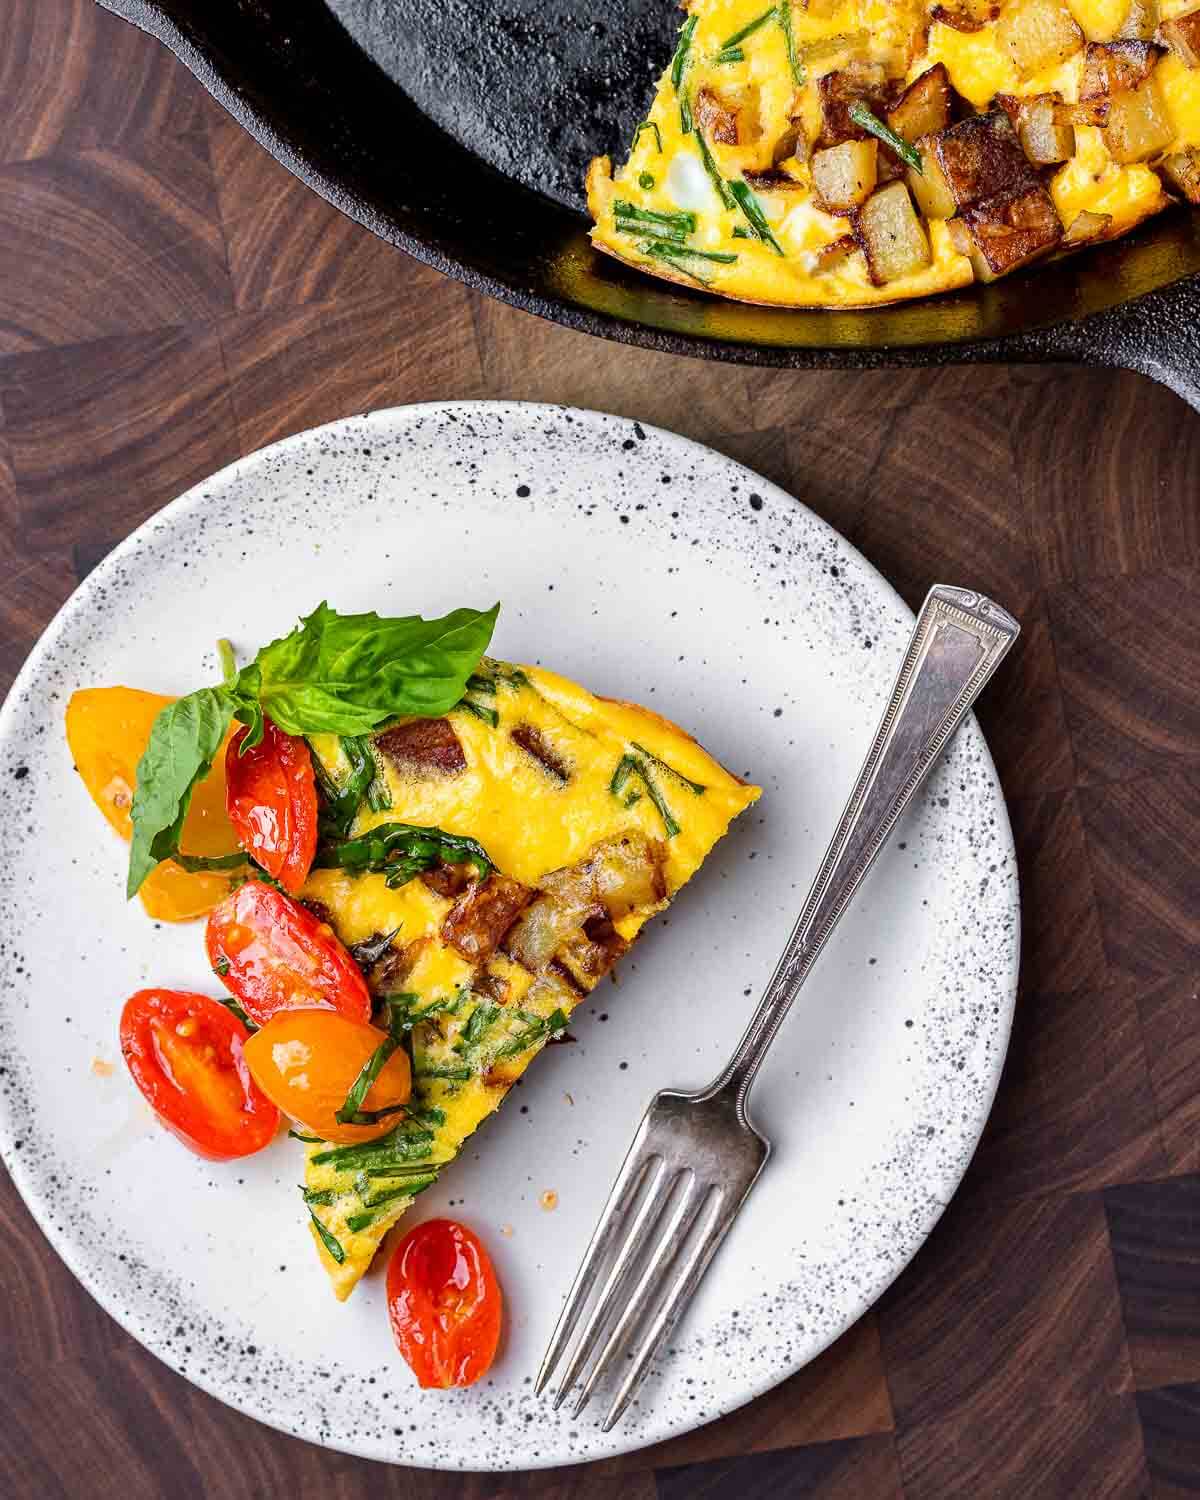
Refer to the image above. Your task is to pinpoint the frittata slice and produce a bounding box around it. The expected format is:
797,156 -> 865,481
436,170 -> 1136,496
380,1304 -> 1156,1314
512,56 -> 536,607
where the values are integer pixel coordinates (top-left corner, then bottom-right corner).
299,661 -> 760,1298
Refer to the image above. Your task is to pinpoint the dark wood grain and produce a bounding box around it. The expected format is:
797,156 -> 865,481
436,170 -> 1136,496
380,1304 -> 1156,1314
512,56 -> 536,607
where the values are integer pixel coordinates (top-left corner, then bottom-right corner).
0,4 -> 1198,1494
1107,1176 -> 1200,1390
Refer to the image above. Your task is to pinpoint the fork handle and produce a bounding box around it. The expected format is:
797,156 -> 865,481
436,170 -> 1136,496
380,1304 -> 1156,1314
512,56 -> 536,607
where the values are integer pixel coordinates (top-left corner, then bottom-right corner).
712,584 -> 1020,1113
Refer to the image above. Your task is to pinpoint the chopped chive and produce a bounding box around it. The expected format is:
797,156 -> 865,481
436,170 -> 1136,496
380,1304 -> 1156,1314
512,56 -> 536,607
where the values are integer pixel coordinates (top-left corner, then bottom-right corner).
613,201 -> 697,236
310,1131 -> 436,1169
334,1032 -> 398,1125
692,124 -> 736,209
336,1101 -> 411,1127
779,2 -> 805,86
632,120 -> 663,154
721,5 -> 777,47
631,742 -> 707,795
618,215 -> 686,245
610,752 -> 682,837
458,698 -> 500,727
680,92 -> 694,134
414,1064 -> 473,1081
847,102 -> 923,173
358,1160 -> 450,1180
346,1177 -> 437,1231
729,180 -> 785,255
641,239 -> 738,264
623,789 -> 643,807
309,1209 -> 345,1263
465,673 -> 496,695
289,1129 -> 322,1143
315,821 -> 493,888
493,1007 -> 570,1060
638,171 -> 656,189
301,1187 -> 337,1206
363,1178 -> 436,1210
670,14 -> 698,91
715,47 -> 745,64
732,226 -> 752,238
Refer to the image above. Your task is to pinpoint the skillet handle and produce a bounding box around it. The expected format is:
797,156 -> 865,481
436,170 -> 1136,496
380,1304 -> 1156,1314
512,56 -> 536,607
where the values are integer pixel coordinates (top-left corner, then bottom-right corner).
1039,277 -> 1200,415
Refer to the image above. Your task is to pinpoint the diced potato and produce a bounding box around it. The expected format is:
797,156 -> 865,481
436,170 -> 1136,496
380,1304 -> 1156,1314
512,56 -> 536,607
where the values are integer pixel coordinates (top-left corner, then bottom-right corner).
854,181 -> 932,284
1116,0 -> 1159,39
995,0 -> 1084,77
1080,41 -> 1161,101
695,87 -> 742,146
1062,208 -> 1113,243
815,233 -> 859,270
1016,94 -> 1077,162
908,136 -> 958,216
888,64 -> 955,143
932,111 -> 1037,209
1160,144 -> 1200,201
1103,76 -> 1177,162
950,183 -> 1063,281
817,62 -> 890,146
812,139 -> 880,211
930,0 -> 999,30
1160,10 -> 1200,68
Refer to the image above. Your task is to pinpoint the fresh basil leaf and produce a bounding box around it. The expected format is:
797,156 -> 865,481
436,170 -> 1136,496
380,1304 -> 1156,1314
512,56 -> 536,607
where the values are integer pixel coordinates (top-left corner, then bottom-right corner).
239,601 -> 500,736
126,687 -> 237,898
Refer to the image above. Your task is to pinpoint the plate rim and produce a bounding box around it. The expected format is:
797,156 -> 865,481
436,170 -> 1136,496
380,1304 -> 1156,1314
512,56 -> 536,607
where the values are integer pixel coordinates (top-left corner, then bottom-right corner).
0,399 -> 1020,1469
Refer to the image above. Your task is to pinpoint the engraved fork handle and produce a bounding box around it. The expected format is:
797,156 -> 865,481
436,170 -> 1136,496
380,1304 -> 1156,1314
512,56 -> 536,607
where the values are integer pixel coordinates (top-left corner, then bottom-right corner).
712,584 -> 1020,1114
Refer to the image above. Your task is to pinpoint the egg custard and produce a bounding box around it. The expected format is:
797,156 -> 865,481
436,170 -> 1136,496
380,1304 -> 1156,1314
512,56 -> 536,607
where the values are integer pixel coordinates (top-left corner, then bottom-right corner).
293,662 -> 758,1298
587,0 -> 1200,305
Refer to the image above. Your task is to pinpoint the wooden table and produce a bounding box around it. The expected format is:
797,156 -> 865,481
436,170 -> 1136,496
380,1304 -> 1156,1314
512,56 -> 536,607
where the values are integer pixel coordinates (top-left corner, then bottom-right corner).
2,5 -> 1199,1496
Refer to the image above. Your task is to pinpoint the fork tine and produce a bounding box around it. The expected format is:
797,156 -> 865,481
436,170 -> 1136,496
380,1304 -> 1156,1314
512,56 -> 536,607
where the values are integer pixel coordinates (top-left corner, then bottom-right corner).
534,1140 -> 660,1396
600,1187 -> 732,1432
570,1172 -> 706,1419
549,1155 -> 674,1409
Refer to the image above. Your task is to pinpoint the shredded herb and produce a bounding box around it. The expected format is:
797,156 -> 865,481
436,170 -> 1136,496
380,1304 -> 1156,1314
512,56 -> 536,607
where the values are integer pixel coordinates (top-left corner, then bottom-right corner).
213,956 -> 230,977
465,673 -> 496,695
335,1031 -> 398,1124
642,240 -> 738,265
346,1176 -> 437,1232
632,120 -> 663,153
301,1186 -> 337,1206
381,989 -> 466,1031
614,201 -> 697,242
414,1064 -> 473,1081
721,6 -> 778,47
314,822 -> 493,890
309,1209 -> 345,1263
454,1001 -> 500,1053
692,125 -> 736,209
170,850 -> 250,874
611,753 -> 682,838
310,1126 -> 436,1169
670,15 -> 698,91
779,1 -> 805,86
729,180 -> 785,255
289,1129 -> 322,1143
715,46 -> 745,63
732,225 -> 752,238
311,735 -> 378,838
493,1007 -> 569,1059
631,742 -> 707,795
458,698 -> 499,727
847,102 -> 923,173
638,171 -> 656,189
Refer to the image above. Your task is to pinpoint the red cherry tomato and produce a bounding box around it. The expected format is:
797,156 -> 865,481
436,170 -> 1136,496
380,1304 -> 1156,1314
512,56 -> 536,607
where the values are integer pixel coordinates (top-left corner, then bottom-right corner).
225,719 -> 318,894
386,1219 -> 503,1389
119,989 -> 279,1160
206,880 -> 371,1028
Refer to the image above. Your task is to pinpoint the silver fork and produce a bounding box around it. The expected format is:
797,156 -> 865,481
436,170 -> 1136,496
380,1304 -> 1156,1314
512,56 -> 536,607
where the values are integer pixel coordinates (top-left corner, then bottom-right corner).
535,584 -> 1020,1429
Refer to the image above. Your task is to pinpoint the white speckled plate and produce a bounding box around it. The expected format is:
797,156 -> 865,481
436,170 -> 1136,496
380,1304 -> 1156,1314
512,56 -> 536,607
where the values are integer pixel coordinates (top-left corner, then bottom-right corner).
0,402 -> 1018,1470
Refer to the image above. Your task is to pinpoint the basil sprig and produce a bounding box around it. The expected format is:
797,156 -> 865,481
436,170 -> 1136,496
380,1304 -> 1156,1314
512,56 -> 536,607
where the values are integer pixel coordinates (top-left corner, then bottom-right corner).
125,601 -> 499,897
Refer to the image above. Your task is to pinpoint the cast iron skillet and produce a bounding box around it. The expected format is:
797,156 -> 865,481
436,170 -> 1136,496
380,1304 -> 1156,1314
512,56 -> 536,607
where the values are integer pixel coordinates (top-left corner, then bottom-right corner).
102,0 -> 1200,410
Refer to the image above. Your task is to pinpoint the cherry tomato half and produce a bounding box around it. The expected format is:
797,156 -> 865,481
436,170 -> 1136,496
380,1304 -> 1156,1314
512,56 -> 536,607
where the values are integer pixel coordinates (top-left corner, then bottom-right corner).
243,1010 -> 412,1144
119,989 -> 279,1160
206,880 -> 371,1028
225,719 -> 318,895
386,1219 -> 503,1389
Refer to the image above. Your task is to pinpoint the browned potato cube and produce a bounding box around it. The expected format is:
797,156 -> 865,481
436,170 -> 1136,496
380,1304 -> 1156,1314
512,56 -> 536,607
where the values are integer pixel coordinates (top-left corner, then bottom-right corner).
1103,76 -> 1176,162
951,183 -> 1063,281
1061,208 -> 1113,243
931,0 -> 1000,30
995,0 -> 1084,76
932,111 -> 1037,209
812,139 -> 880,212
1160,10 -> 1200,67
1159,144 -> 1200,201
854,181 -> 932,284
1014,93 -> 1077,162
817,62 -> 890,146
1116,0 -> 1159,38
695,87 -> 741,146
888,64 -> 955,143
1081,41 -> 1162,101
908,142 -> 957,217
